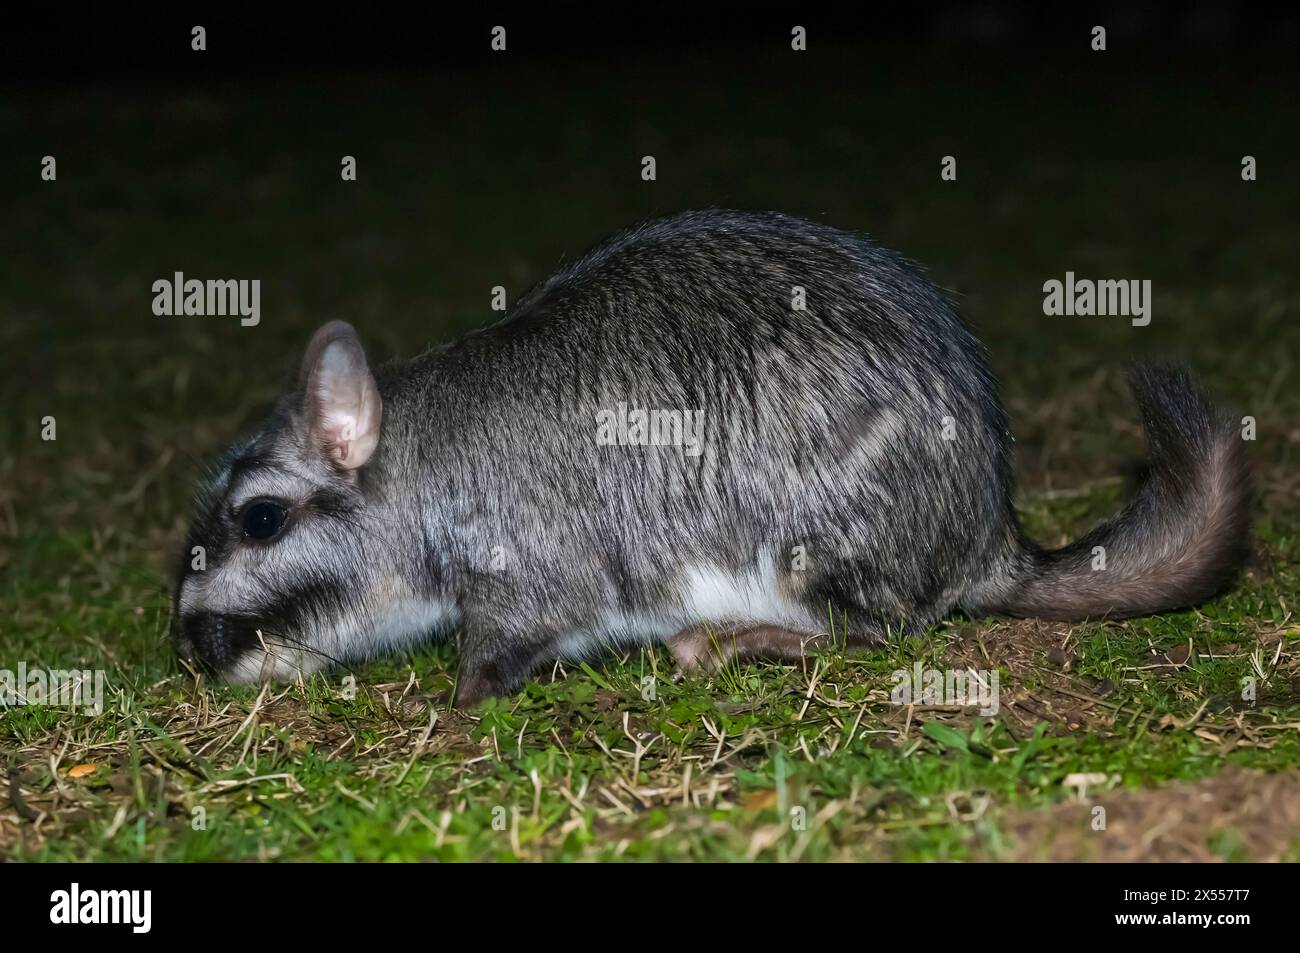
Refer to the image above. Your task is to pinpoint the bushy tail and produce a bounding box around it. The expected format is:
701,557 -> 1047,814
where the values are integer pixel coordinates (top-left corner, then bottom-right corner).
995,363 -> 1251,621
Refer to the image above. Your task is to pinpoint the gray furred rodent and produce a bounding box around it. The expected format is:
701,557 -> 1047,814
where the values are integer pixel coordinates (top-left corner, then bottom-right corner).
172,209 -> 1252,705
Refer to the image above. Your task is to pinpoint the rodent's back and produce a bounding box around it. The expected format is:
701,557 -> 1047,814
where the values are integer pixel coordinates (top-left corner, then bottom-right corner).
405,210 -> 1017,621
461,209 -> 1006,455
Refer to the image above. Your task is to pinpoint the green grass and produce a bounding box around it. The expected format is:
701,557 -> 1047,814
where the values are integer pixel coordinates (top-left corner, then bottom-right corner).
2,45 -> 1299,861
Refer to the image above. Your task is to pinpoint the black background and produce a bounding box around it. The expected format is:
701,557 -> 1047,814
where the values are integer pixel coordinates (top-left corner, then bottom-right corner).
2,860 -> 1272,938
2,3 -> 1298,83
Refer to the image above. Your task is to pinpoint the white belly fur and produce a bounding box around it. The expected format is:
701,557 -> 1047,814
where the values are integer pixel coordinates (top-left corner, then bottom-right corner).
555,558 -> 819,661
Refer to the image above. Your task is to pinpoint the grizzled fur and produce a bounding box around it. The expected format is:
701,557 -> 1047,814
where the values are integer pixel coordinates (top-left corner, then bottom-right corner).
174,210 -> 1252,704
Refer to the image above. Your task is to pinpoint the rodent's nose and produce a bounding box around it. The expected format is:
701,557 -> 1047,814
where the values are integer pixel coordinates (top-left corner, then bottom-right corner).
178,611 -> 248,672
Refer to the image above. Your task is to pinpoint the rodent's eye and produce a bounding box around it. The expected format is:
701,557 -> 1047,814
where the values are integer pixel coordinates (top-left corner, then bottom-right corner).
241,501 -> 289,541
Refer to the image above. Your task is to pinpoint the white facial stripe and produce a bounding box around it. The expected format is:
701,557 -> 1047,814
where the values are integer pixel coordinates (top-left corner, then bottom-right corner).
226,468 -> 315,513
188,548 -> 285,616
226,642 -> 329,685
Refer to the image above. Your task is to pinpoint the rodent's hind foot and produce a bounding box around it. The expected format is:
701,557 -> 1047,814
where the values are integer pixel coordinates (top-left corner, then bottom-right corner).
667,623 -> 829,675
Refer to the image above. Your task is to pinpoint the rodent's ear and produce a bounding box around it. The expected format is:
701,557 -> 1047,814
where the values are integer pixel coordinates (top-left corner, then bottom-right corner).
298,321 -> 382,471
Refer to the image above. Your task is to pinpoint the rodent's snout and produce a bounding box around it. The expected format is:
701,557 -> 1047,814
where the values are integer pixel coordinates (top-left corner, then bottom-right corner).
175,611 -> 258,675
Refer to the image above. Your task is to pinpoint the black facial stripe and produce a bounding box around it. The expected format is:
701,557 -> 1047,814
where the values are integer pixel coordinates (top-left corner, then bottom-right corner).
247,578 -> 351,639
177,519 -> 233,588
178,450 -> 272,586
306,486 -> 361,518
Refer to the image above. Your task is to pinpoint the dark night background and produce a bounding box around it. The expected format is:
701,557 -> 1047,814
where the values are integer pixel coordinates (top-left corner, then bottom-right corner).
4,3 -> 1300,77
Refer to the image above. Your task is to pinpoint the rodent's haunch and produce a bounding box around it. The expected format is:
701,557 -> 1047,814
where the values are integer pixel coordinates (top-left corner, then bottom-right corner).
172,210 -> 1252,705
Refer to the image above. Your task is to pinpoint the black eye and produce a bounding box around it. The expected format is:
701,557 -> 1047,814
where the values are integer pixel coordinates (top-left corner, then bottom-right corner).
242,501 -> 288,541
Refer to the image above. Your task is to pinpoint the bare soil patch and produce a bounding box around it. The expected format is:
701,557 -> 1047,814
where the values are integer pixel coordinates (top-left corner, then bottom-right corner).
988,768 -> 1300,861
